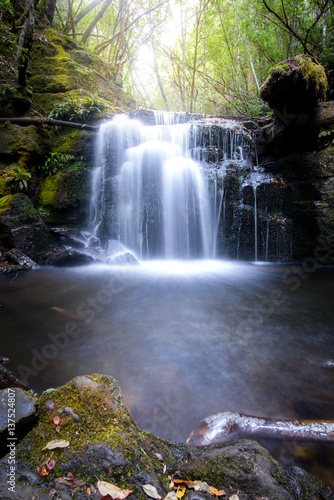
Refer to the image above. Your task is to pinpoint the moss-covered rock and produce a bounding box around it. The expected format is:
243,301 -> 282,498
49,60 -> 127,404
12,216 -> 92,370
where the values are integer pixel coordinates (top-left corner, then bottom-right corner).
27,29 -> 135,116
0,374 -> 331,500
0,123 -> 45,157
260,55 -> 328,113
38,169 -> 90,225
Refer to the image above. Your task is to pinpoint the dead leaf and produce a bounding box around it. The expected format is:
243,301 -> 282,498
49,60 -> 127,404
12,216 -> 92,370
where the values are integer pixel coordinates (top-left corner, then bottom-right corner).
42,439 -> 69,450
55,477 -> 86,488
155,453 -> 163,461
164,492 -> 178,500
176,487 -> 186,499
209,486 -> 226,497
40,466 -> 49,476
142,484 -> 162,499
229,496 -> 239,500
163,463 -> 166,474
173,480 -> 211,494
97,480 -> 133,499
53,416 -> 60,425
56,426 -> 60,433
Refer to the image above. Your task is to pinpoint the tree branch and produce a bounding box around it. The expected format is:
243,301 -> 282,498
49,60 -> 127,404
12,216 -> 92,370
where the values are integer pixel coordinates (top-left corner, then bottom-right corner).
94,0 -> 169,54
262,0 -> 311,54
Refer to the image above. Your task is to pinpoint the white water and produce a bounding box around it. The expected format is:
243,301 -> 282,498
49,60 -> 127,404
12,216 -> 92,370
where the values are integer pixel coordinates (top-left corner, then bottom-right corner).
89,113 -> 291,262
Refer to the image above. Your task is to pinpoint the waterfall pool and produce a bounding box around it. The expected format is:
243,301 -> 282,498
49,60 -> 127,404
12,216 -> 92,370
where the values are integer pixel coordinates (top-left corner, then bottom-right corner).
1,261 -> 334,484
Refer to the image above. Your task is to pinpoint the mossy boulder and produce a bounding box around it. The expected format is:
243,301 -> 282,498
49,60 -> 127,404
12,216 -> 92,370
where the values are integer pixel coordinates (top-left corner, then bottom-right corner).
38,169 -> 90,225
0,193 -> 56,260
260,55 -> 328,113
0,374 -> 331,499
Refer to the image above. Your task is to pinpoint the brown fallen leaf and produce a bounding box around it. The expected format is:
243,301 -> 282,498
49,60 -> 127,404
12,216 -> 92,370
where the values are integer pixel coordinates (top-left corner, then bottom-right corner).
40,466 -> 49,477
173,480 -> 211,494
209,486 -> 226,497
142,484 -> 162,499
97,480 -> 133,499
55,477 -> 86,488
42,439 -> 69,450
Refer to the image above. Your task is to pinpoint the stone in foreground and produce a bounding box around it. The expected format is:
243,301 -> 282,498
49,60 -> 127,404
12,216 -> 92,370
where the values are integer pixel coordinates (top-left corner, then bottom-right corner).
0,374 -> 332,499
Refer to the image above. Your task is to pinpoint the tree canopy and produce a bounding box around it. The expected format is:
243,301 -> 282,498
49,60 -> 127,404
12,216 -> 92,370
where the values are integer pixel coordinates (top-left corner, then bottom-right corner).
1,0 -> 334,115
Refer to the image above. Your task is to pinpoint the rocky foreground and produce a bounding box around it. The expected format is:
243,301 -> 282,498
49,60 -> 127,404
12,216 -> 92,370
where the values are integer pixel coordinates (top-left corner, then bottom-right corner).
0,374 -> 333,500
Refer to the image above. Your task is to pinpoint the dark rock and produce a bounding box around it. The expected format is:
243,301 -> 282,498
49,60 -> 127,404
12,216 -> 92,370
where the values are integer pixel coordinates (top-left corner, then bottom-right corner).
64,406 -> 81,422
0,388 -> 38,452
0,193 -> 56,262
260,55 -> 328,113
5,248 -> 39,269
45,248 -> 94,267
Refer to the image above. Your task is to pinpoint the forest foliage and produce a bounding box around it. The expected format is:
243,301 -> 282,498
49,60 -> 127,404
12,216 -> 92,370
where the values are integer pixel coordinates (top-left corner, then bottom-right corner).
1,0 -> 333,115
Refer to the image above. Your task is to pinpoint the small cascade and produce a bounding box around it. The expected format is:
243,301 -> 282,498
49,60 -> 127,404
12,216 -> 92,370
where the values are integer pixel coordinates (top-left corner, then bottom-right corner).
90,111 -> 292,262
243,171 -> 271,261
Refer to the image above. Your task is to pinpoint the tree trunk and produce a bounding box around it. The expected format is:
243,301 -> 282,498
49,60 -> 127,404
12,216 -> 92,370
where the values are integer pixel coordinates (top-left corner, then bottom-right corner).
81,0 -> 113,45
17,0 -> 35,87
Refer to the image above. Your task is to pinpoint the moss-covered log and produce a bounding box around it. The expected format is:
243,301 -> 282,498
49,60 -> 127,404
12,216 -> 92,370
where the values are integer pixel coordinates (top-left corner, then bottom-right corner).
0,117 -> 97,131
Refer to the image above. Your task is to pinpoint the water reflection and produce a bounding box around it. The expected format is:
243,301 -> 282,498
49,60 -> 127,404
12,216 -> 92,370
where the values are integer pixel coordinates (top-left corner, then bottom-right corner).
0,261 -> 334,482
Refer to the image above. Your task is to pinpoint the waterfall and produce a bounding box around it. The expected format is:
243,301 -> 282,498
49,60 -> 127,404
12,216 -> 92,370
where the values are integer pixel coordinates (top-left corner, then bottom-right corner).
90,112 -> 292,262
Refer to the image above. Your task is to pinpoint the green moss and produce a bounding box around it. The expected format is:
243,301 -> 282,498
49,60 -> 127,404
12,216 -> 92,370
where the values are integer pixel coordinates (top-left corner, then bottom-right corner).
39,174 -> 61,206
53,129 -> 92,156
0,178 -> 11,197
0,194 -> 14,212
27,28 -> 134,116
271,63 -> 289,74
16,375 -> 169,487
295,54 -> 328,100
0,124 -> 42,156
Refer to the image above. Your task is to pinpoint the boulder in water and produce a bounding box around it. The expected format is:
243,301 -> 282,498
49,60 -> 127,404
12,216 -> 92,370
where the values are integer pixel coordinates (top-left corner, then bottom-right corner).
45,248 -> 94,266
5,248 -> 39,269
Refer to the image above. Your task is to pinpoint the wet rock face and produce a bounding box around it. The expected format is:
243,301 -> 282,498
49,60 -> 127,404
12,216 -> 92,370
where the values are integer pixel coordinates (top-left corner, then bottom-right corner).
0,388 -> 38,453
0,193 -> 56,262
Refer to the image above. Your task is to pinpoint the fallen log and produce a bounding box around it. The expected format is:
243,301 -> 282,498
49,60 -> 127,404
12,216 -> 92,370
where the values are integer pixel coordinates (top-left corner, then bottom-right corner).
186,411 -> 334,446
0,116 -> 98,131
0,363 -> 31,391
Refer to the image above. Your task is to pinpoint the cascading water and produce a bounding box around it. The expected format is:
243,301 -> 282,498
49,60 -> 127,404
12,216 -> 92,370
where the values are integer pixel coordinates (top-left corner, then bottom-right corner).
90,112 -> 292,262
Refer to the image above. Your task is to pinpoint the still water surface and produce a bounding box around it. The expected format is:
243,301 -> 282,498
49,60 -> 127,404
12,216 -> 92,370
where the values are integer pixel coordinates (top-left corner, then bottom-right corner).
1,261 -> 334,480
